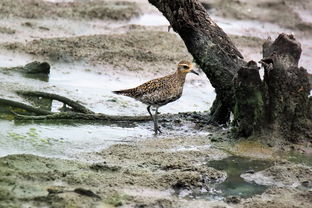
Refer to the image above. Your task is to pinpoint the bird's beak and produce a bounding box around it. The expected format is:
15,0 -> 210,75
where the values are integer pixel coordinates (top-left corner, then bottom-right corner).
190,69 -> 199,75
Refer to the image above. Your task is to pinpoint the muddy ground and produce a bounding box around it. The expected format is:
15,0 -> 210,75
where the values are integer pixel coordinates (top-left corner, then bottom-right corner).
204,0 -> 312,32
1,135 -> 312,208
0,0 -> 312,207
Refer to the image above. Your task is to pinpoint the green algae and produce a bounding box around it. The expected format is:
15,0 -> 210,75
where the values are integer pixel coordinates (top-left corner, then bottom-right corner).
7,128 -> 63,147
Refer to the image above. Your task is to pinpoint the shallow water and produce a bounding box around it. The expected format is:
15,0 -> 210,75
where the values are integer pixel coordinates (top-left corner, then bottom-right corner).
0,53 -> 214,159
207,156 -> 273,199
0,120 -> 150,159
0,53 -> 215,115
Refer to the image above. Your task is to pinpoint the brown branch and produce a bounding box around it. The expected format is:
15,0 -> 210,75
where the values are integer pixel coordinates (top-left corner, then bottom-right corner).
0,98 -> 54,115
1,94 -> 151,122
16,90 -> 94,114
13,112 -> 152,122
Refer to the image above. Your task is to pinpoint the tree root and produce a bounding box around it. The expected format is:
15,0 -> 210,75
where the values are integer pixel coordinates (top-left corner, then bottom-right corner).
0,97 -> 53,115
16,90 -> 94,114
1,90 -> 152,122
13,112 -> 151,122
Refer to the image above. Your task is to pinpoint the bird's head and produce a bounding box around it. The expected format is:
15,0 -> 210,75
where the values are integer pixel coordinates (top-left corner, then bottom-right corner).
177,60 -> 199,75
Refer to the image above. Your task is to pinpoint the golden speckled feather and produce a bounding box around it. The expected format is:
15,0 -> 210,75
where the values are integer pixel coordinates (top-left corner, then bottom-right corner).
113,60 -> 198,134
113,72 -> 186,106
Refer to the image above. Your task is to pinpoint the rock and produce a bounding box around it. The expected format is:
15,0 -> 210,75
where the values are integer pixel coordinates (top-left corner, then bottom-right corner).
23,61 -> 50,74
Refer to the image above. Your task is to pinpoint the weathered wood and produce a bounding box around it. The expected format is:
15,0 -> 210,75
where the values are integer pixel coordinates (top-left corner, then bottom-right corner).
148,0 -> 246,124
233,61 -> 263,137
16,90 -> 94,114
235,34 -> 312,142
0,94 -> 151,122
261,34 -> 311,142
0,98 -> 53,115
13,112 -> 152,122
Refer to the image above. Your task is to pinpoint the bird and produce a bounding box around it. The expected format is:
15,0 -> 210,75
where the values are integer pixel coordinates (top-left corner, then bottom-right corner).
113,60 -> 199,135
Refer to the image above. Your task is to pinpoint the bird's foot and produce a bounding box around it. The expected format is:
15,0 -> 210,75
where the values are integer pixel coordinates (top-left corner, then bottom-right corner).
154,126 -> 162,135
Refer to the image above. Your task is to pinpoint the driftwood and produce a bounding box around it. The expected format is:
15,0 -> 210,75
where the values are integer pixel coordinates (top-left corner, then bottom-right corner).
1,91 -> 211,124
0,91 -> 152,122
0,97 -> 53,115
16,91 -> 94,114
12,112 -> 151,122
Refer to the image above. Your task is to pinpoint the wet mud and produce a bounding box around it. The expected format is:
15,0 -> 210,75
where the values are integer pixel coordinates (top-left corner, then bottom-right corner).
1,135 -> 312,208
0,0 -> 312,207
2,28 -> 191,73
0,0 -> 140,20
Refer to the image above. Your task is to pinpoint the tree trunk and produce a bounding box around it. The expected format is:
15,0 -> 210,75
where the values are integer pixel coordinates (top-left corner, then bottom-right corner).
234,34 -> 312,142
148,0 -> 246,125
148,1 -> 312,142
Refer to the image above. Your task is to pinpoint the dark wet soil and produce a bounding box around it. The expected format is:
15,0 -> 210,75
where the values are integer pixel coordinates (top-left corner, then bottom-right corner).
1,27 -> 191,73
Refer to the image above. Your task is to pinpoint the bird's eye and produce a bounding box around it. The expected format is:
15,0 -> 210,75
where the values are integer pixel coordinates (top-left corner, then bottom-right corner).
183,65 -> 188,69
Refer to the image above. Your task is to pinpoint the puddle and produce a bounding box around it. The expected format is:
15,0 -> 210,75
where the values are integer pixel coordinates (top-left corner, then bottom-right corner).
206,156 -> 273,199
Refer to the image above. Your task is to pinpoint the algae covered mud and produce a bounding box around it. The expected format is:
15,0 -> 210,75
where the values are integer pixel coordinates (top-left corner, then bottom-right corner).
1,0 -> 312,207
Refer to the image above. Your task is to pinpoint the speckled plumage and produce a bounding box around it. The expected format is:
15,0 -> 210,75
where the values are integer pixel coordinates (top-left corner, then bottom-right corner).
113,60 -> 198,134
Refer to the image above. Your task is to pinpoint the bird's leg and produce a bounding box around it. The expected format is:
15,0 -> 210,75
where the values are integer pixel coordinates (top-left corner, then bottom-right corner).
147,105 -> 154,120
147,106 -> 161,135
154,107 -> 162,135
147,105 -> 156,133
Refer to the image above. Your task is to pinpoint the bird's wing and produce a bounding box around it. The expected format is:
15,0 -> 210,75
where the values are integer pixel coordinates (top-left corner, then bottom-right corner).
135,76 -> 171,95
113,76 -> 171,99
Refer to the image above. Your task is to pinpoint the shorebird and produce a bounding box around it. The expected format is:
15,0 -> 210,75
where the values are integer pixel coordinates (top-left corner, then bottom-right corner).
113,60 -> 198,135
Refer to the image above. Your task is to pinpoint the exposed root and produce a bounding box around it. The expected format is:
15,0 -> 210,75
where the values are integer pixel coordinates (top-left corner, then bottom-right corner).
13,112 -> 151,122
16,90 -> 94,114
0,97 -> 53,115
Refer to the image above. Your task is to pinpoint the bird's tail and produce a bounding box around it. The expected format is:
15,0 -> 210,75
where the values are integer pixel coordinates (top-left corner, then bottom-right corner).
112,88 -> 135,96
112,90 -> 124,95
